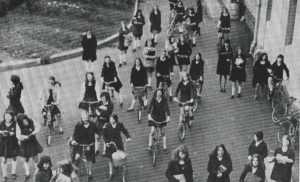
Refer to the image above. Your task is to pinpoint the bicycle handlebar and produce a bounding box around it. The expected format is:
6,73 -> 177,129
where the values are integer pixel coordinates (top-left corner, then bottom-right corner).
173,99 -> 192,105
103,81 -> 115,85
80,101 -> 98,105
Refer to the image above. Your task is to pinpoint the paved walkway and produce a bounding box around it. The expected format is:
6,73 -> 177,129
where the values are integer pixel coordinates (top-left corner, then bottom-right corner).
0,0 -> 298,181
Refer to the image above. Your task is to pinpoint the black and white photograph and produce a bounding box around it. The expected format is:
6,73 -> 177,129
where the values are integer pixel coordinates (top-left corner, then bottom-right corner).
0,0 -> 299,181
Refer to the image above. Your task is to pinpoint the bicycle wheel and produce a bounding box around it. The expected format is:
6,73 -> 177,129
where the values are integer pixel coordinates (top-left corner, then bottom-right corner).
152,145 -> 158,167
77,159 -> 89,182
272,90 -> 283,109
178,122 -> 186,141
277,120 -> 291,144
122,165 -> 127,182
272,103 -> 288,124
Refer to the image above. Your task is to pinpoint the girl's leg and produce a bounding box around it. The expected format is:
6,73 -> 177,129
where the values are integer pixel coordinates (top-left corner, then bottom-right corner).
119,52 -> 123,66
103,141 -> 106,155
11,157 -> 17,175
147,71 -> 153,87
223,75 -> 227,91
123,51 -> 127,64
108,160 -> 113,176
148,127 -> 155,148
237,81 -> 242,96
118,90 -> 123,105
142,96 -> 148,107
219,75 -> 223,91
87,161 -> 92,176
95,135 -> 100,154
84,61 -> 89,72
168,85 -> 173,98
128,98 -> 136,110
162,128 -> 167,150
23,157 -> 30,176
56,113 -> 63,133
133,37 -> 137,50
192,32 -> 196,45
254,83 -> 259,99
170,64 -> 174,77
32,156 -> 39,173
231,82 -> 236,96
137,37 -> 141,48
1,157 -> 7,178
179,107 -> 184,123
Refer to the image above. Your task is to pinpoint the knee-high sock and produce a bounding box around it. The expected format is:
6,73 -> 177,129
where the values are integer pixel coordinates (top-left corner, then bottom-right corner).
24,161 -> 30,176
11,160 -> 17,175
1,160 -> 7,177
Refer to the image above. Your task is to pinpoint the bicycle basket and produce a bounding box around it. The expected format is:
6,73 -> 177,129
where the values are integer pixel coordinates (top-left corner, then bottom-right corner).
112,150 -> 127,167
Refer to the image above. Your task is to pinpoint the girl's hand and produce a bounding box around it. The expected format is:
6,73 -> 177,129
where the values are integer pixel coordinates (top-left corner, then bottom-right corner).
217,172 -> 222,178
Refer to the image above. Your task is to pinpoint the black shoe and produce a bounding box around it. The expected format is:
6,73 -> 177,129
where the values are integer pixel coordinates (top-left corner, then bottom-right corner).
154,42 -> 157,46
169,96 -> 173,101
197,96 -> 201,101
127,108 -> 134,112
120,102 -> 123,107
163,148 -> 168,154
237,93 -> 241,98
219,88 -> 223,92
123,62 -> 127,65
132,49 -> 136,52
43,119 -> 47,126
95,150 -> 100,156
143,105 -> 148,110
2,177 -> 7,182
109,173 -> 113,181
11,174 -> 17,180
118,63 -> 122,68
24,175 -> 30,181
223,89 -> 226,93
192,43 -> 196,47
148,86 -> 152,90
231,95 -> 235,99
88,174 -> 93,179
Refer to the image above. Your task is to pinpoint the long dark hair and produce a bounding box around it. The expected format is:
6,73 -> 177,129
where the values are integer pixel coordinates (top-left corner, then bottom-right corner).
37,156 -> 52,170
275,54 -> 285,64
49,76 -> 62,87
134,9 -> 143,17
16,113 -> 33,126
168,36 -> 176,44
10,75 -> 23,90
151,89 -> 167,103
235,46 -> 244,59
85,72 -> 96,87
133,57 -> 145,70
171,145 -> 190,162
194,52 -> 203,62
258,52 -> 269,62
100,91 -> 111,103
250,154 -> 263,169
221,8 -> 230,17
3,111 -> 14,123
151,5 -> 161,14
209,144 -> 230,160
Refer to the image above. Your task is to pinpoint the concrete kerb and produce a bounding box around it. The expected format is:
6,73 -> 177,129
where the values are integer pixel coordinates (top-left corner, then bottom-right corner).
0,0 -> 140,72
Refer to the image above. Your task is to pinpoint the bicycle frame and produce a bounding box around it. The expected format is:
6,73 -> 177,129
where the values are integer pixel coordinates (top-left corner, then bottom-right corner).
159,75 -> 170,98
80,101 -> 98,120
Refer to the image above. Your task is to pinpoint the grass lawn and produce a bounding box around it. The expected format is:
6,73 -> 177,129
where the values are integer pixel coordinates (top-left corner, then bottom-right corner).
0,0 -> 134,60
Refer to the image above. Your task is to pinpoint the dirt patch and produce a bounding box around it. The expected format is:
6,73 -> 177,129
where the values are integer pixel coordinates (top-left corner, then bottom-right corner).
0,0 -> 134,60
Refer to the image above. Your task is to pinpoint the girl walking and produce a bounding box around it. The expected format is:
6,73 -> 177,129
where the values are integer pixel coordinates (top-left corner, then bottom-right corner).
81,29 -> 97,72
229,47 -> 246,99
118,21 -> 130,67
131,9 -> 145,52
150,5 -> 161,45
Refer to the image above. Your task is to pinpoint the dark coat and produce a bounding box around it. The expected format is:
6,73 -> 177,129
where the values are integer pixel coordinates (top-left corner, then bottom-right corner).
217,46 -> 233,76
81,34 -> 97,61
118,27 -> 130,51
130,67 -> 148,87
35,168 -> 53,182
229,54 -> 246,82
239,164 -> 265,182
270,147 -> 295,182
252,60 -> 271,87
166,159 -> 194,182
132,15 -> 145,37
6,85 -> 25,115
271,62 -> 289,80
190,59 -> 204,81
207,155 -> 232,182
150,11 -> 161,33
248,141 -> 268,159
103,122 -> 130,158
0,120 -> 19,158
101,61 -> 123,93
196,0 -> 203,23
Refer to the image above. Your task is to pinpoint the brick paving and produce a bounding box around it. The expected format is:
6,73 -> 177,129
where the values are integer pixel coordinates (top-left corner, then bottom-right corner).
0,0 -> 298,181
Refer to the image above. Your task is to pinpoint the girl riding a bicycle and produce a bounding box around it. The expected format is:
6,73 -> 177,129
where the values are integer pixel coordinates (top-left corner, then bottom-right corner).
146,89 -> 170,154
127,58 -> 149,112
103,114 -> 131,180
78,72 -> 100,120
156,50 -> 173,101
268,54 -> 290,99
41,76 -> 63,133
174,72 -> 195,127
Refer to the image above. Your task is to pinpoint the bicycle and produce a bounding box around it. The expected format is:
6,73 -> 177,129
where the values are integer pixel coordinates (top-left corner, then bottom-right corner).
277,118 -> 299,150
133,85 -> 148,123
217,27 -> 230,49
174,100 -> 193,141
79,101 -> 98,122
191,79 -> 202,112
107,141 -> 128,182
167,11 -> 178,37
158,75 -> 171,100
148,119 -> 168,167
68,137 -> 94,182
270,76 -> 284,109
272,96 -> 300,124
43,104 -> 63,146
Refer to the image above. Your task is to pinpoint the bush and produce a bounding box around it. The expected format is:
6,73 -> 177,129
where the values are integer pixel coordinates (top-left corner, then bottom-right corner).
40,54 -> 51,64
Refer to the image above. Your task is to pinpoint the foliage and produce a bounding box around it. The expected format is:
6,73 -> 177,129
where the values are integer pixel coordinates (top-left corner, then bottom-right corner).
40,54 -> 51,64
